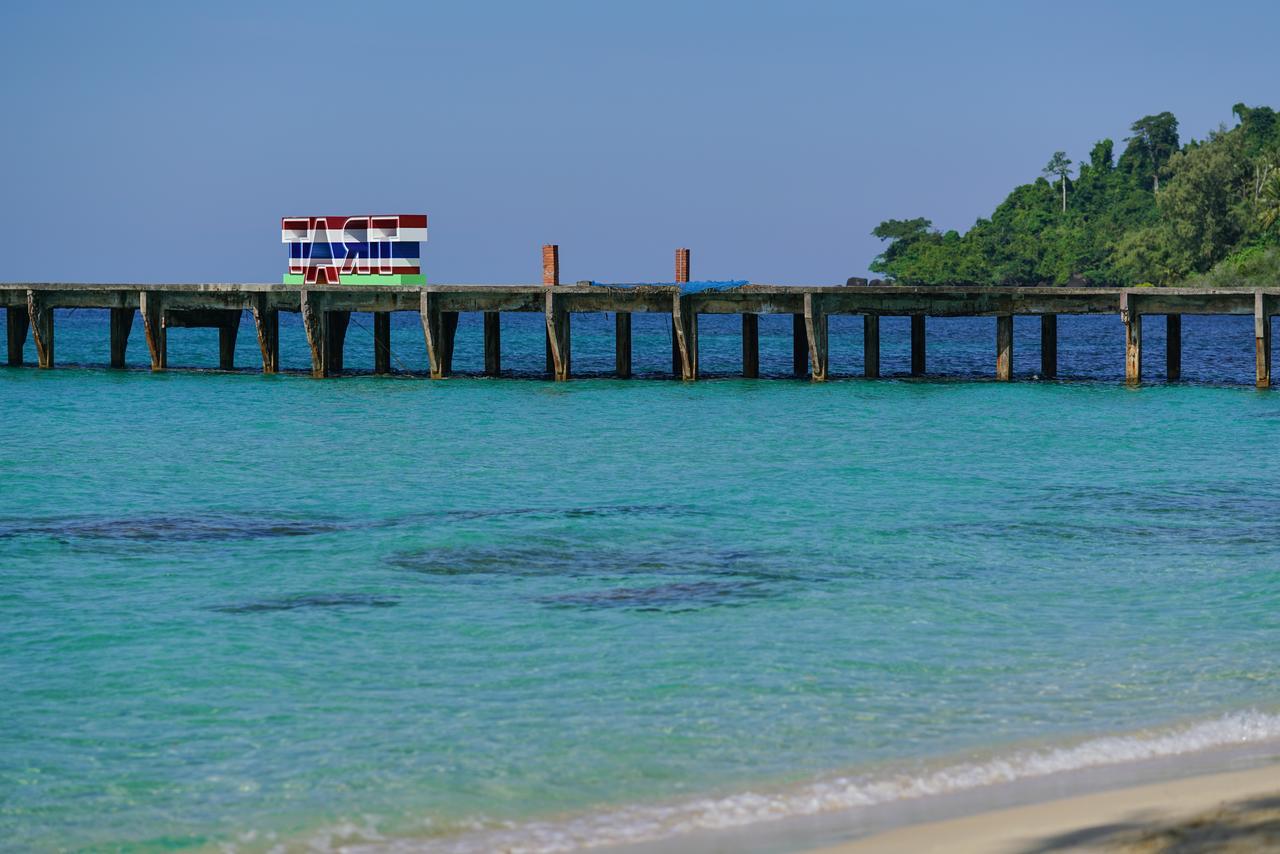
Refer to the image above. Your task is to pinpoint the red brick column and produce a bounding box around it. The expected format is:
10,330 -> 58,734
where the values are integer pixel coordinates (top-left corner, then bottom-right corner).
675,248 -> 690,284
543,244 -> 560,286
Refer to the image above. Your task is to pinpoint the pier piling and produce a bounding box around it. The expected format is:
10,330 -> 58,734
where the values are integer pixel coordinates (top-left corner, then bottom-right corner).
1040,315 -> 1057,378
911,315 -> 926,376
483,311 -> 501,376
804,294 -> 828,381
27,291 -> 53,369
218,313 -> 239,370
742,314 -> 759,378
674,249 -> 691,378
374,312 -> 392,374
7,305 -> 28,366
139,291 -> 165,371
1166,314 -> 1181,380
251,296 -> 279,374
325,311 -> 349,375
1256,293 -> 1271,388
672,295 -> 698,381
109,308 -> 133,368
545,292 -> 570,381
996,314 -> 1013,381
792,314 -> 808,377
863,315 -> 880,378
614,312 -> 631,378
1125,311 -> 1142,384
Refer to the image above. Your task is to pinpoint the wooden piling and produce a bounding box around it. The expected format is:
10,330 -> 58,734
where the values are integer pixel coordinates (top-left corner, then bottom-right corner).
742,313 -> 759,378
109,307 -> 133,368
218,312 -> 239,370
251,295 -> 279,374
7,305 -> 29,366
614,312 -> 631,378
863,315 -> 880,378
1256,293 -> 1271,389
804,293 -> 828,381
1040,314 -> 1057,379
672,295 -> 698,381
910,315 -> 926,376
374,312 -> 393,374
792,313 -> 808,377
1166,314 -> 1181,381
996,314 -> 1013,381
483,311 -> 501,376
545,292 -> 570,381
139,291 -> 165,371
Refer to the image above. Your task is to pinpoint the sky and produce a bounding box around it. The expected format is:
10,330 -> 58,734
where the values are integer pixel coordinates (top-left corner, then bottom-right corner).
1,0 -> 1277,285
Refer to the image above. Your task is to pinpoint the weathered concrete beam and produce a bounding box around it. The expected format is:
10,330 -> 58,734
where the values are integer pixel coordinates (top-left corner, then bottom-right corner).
864,315 -> 880,378
742,313 -> 759,378
374,312 -> 392,375
1256,292 -> 1271,389
7,305 -> 29,366
1040,314 -> 1057,379
1166,314 -> 1181,381
545,292 -> 570,381
614,312 -> 631,378
804,293 -> 828,381
482,311 -> 500,377
911,315 -> 926,376
672,295 -> 698,381
139,291 -> 165,371
109,308 -> 134,368
792,313 -> 808,377
996,314 -> 1013,381
251,295 -> 279,374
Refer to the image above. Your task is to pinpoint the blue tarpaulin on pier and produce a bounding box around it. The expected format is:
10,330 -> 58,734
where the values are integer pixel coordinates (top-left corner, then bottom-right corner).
593,280 -> 748,294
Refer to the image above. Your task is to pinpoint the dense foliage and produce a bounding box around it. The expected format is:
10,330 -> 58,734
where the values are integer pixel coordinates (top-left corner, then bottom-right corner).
870,104 -> 1280,286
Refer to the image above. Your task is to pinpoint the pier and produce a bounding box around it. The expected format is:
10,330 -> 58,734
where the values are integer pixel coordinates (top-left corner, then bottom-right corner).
2,266 -> 1276,387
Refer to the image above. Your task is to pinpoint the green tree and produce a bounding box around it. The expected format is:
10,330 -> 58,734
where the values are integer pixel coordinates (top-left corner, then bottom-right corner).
1122,112 -> 1179,191
1043,151 -> 1073,212
1260,169 -> 1280,234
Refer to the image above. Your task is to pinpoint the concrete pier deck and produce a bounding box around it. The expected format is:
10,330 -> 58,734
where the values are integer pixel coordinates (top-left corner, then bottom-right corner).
1,283 -> 1275,386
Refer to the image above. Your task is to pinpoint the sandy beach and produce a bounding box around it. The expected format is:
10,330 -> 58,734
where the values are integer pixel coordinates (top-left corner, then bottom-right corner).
810,763 -> 1280,853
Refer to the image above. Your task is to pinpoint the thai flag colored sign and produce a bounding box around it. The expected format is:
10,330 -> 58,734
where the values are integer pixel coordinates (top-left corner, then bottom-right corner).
282,215 -> 427,285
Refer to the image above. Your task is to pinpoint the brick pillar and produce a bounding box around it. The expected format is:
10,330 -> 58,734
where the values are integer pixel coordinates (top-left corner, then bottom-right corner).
675,248 -> 690,284
543,244 -> 559,374
542,244 -> 560,287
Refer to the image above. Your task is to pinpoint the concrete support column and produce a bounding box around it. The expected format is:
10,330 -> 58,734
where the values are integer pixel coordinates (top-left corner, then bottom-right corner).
996,314 -> 1013,381
218,312 -> 240,370
252,295 -> 279,374
545,291 -> 570,381
614,312 -> 631,378
374,311 -> 392,374
543,244 -> 559,375
1125,313 -> 1142,384
911,315 -> 926,376
673,247 -> 690,377
804,293 -> 828,381
742,313 -> 759,378
1166,314 -> 1181,381
26,290 -> 53,369
483,311 -> 501,377
672,294 -> 698,380
1256,293 -> 1271,389
139,291 -> 164,372
109,307 -> 134,369
863,315 -> 880,378
7,306 -> 30,366
1040,314 -> 1057,379
419,291 -> 456,379
792,313 -> 808,377
325,311 -> 350,375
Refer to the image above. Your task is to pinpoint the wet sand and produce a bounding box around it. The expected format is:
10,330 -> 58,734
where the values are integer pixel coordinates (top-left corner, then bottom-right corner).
810,763 -> 1280,853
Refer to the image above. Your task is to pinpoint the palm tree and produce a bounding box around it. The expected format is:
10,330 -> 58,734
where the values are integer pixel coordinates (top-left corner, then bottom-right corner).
1260,169 -> 1280,233
1043,152 -> 1072,213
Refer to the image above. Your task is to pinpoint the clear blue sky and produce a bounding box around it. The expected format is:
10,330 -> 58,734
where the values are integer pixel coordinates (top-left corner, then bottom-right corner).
2,0 -> 1276,285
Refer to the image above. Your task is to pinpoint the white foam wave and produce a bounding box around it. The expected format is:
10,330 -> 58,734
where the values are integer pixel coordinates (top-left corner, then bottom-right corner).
335,710 -> 1280,854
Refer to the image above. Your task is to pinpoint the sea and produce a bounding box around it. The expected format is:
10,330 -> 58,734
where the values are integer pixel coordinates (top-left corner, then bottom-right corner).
2,308 -> 1279,852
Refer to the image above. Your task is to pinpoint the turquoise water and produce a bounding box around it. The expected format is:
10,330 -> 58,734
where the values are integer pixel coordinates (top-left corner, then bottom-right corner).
3,310 -> 1279,851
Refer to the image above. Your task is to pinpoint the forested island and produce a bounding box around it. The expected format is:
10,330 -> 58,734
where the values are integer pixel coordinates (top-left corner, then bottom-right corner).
870,103 -> 1280,287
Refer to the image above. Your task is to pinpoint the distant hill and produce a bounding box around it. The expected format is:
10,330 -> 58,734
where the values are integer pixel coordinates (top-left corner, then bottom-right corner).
870,103 -> 1280,287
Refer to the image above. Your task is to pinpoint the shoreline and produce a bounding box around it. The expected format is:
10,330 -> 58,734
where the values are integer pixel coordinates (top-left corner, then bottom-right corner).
809,762 -> 1280,853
